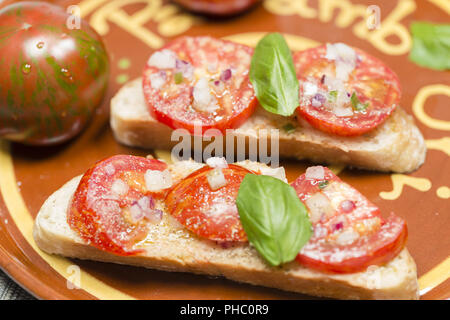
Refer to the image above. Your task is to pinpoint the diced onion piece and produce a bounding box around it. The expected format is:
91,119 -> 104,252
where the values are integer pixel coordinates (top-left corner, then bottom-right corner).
111,179 -> 129,196
325,43 -> 357,81
104,163 -> 115,175
175,59 -> 194,79
335,228 -> 359,245
129,196 -> 161,224
324,75 -> 351,110
137,196 -> 153,213
305,193 -> 332,223
193,78 -> 219,113
147,49 -> 176,69
334,107 -> 354,117
220,69 -> 232,81
311,93 -> 326,107
303,81 -> 318,96
147,209 -> 163,224
145,169 -> 172,191
314,225 -> 328,238
260,166 -> 287,182
129,203 -> 144,223
340,200 -> 356,213
207,168 -> 227,191
149,71 -> 166,90
206,157 -> 228,169
324,75 -> 345,92
207,63 -> 217,73
305,166 -> 325,180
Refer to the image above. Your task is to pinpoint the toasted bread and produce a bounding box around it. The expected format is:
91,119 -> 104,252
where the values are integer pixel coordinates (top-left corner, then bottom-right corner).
33,160 -> 419,300
110,78 -> 426,173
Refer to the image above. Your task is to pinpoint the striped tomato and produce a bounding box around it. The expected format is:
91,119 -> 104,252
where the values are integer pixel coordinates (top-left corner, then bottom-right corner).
0,2 -> 109,145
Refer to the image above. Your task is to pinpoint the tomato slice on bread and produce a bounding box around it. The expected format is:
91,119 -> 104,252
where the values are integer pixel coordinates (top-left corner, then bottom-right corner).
293,43 -> 401,136
291,166 -> 407,273
165,164 -> 254,242
142,36 -> 257,135
68,155 -> 168,256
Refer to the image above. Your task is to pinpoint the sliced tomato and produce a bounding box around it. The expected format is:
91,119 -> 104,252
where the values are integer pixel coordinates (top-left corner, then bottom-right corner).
165,164 -> 254,242
67,155 -> 168,256
293,44 -> 401,136
291,166 -> 407,273
142,36 -> 257,135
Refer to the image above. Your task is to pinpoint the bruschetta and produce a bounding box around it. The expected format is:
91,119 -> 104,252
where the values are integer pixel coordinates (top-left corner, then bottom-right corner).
110,36 -> 426,173
33,155 -> 419,299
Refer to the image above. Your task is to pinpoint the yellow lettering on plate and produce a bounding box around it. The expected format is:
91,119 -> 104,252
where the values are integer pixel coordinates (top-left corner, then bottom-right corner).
426,137 -> 450,156
436,186 -> 450,199
264,0 -> 416,55
427,0 -> 450,15
379,174 -> 432,200
413,84 -> 450,131
78,0 -> 195,49
356,0 -> 415,55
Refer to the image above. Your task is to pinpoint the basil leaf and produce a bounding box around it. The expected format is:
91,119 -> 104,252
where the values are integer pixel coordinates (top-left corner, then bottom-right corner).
350,92 -> 368,112
318,180 -> 329,189
409,22 -> 450,70
328,90 -> 338,102
250,33 -> 299,116
282,122 -> 296,134
174,72 -> 183,84
236,174 -> 312,266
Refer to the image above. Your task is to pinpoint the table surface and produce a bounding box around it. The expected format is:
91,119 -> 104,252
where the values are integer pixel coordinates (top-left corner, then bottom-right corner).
0,270 -> 34,300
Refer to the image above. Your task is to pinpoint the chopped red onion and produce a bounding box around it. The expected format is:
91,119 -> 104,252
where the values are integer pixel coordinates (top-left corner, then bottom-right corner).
159,70 -> 167,79
356,54 -> 362,64
146,209 -> 163,224
176,59 -> 189,68
321,74 -> 326,84
175,59 -> 193,79
340,200 -> 356,213
311,93 -> 326,107
314,225 -> 328,238
305,166 -> 325,180
220,69 -> 232,81
129,203 -> 144,223
216,241 -> 233,249
332,222 -> 344,232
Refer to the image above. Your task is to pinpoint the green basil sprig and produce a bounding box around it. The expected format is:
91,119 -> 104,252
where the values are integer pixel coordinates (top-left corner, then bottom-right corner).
249,33 -> 299,116
236,174 -> 312,266
350,92 -> 368,112
409,22 -> 450,71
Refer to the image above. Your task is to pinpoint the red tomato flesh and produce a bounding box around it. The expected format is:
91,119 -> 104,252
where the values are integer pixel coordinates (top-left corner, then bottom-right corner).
293,44 -> 401,136
68,155 -> 167,256
291,167 -> 407,273
142,36 -> 257,135
165,164 -> 254,242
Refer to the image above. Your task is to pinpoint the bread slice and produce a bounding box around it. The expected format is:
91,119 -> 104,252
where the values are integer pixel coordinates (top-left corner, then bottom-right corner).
33,160 -> 419,300
110,78 -> 426,173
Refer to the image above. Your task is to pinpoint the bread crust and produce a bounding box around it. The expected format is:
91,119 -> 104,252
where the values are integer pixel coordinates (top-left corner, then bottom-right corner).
110,78 -> 426,173
33,169 -> 419,300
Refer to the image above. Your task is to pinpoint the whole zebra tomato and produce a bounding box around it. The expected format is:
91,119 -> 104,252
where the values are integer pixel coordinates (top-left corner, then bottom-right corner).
0,2 -> 109,145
